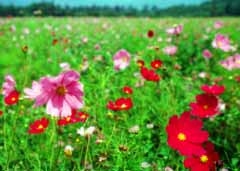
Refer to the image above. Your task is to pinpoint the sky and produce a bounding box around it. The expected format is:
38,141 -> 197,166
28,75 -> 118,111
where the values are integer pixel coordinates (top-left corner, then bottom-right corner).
0,0 -> 208,9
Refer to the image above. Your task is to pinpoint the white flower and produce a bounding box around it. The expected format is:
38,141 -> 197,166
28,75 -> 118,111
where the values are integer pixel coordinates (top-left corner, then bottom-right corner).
128,125 -> 140,134
77,126 -> 96,137
140,162 -> 151,168
60,62 -> 70,71
146,123 -> 154,129
64,145 -> 73,157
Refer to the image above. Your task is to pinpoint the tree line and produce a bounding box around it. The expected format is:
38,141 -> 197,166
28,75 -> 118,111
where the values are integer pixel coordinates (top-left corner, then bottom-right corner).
0,0 -> 239,17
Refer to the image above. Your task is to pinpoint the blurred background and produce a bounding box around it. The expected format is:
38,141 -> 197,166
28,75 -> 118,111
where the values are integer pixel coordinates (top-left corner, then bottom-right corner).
0,0 -> 239,17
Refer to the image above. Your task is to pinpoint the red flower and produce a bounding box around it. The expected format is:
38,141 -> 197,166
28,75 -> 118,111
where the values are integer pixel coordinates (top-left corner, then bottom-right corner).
57,109 -> 89,126
147,30 -> 154,38
4,90 -> 20,105
201,85 -> 225,96
141,67 -> 160,82
137,60 -> 145,68
107,97 -> 133,111
151,59 -> 163,69
184,142 -> 219,171
28,117 -> 49,134
52,39 -> 58,45
166,111 -> 209,156
0,110 -> 3,116
190,94 -> 219,118
122,86 -> 133,94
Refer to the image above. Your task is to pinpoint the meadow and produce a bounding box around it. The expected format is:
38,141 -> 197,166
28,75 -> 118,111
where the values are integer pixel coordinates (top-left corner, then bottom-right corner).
0,17 -> 240,171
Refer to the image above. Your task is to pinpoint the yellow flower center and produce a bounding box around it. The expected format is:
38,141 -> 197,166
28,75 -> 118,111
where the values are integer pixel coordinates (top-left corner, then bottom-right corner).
121,104 -> 127,109
11,97 -> 16,102
203,105 -> 209,110
217,41 -> 223,48
38,124 -> 43,130
80,115 -> 86,119
200,155 -> 208,163
56,86 -> 67,96
66,117 -> 71,122
177,133 -> 186,141
122,56 -> 128,62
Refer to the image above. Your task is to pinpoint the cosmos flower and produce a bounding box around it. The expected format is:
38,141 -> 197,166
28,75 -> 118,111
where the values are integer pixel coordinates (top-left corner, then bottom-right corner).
0,110 -> 3,116
151,59 -> 163,69
57,110 -> 89,126
28,117 -> 49,134
122,86 -> 133,94
163,46 -> 177,56
52,39 -> 58,45
64,145 -> 74,157
166,111 -> 209,156
107,97 -> 133,111
24,70 -> 84,117
113,49 -> 131,71
77,126 -> 96,137
202,49 -> 212,59
59,62 -> 71,71
190,94 -> 219,118
212,34 -> 231,52
166,24 -> 183,35
4,90 -> 20,105
214,21 -> 223,29
220,54 -> 240,70
2,75 -> 16,97
184,142 -> 219,171
141,67 -> 160,82
147,30 -> 154,38
201,85 -> 225,96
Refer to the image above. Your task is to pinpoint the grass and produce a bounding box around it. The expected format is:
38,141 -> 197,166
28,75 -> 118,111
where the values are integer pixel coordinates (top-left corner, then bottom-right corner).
0,17 -> 240,171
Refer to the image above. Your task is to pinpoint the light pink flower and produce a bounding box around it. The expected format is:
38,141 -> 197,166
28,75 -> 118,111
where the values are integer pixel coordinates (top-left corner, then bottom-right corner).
2,75 -> 16,97
166,24 -> 183,35
202,49 -> 213,59
214,21 -> 223,29
163,46 -> 177,56
113,49 -> 131,71
212,34 -> 231,52
60,62 -> 70,71
25,70 -> 84,117
220,54 -> 240,70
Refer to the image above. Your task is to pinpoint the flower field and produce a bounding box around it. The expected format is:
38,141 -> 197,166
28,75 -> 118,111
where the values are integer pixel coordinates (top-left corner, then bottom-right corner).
0,17 -> 240,171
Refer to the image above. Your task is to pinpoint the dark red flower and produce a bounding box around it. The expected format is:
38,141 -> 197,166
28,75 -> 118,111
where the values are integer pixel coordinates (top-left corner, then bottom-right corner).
122,86 -> 133,94
0,110 -> 3,116
151,59 -> 163,69
52,39 -> 58,45
4,90 -> 20,105
201,85 -> 225,96
57,109 -> 89,126
137,60 -> 145,68
190,94 -> 219,118
28,117 -> 49,134
184,142 -> 219,171
107,97 -> 133,111
147,30 -> 154,38
141,67 -> 160,82
166,111 -> 209,156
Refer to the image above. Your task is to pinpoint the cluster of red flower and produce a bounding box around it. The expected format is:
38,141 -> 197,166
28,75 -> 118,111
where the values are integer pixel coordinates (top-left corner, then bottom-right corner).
166,84 -> 225,171
107,86 -> 133,111
137,59 -> 163,82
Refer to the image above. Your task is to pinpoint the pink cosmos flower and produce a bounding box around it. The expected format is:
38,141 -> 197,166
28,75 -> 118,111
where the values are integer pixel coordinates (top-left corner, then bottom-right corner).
202,49 -> 213,59
220,54 -> 240,70
113,49 -> 131,71
24,70 -> 84,117
2,75 -> 16,97
214,21 -> 223,29
163,46 -> 177,56
166,24 -> 183,35
212,34 -> 231,52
